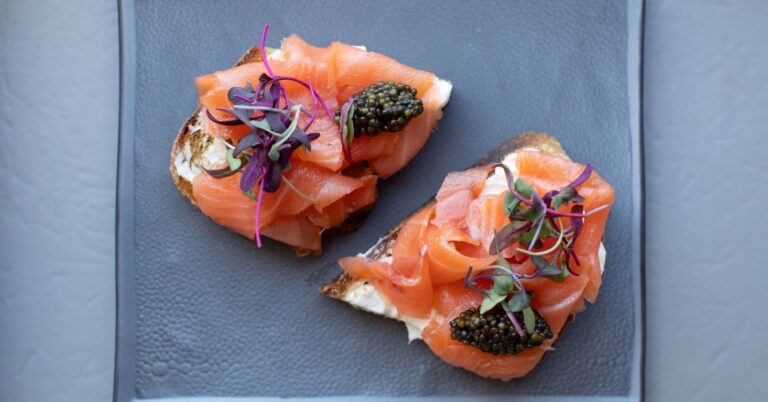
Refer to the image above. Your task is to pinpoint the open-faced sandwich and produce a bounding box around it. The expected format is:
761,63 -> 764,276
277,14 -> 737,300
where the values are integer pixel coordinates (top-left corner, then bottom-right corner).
322,132 -> 614,380
170,25 -> 452,255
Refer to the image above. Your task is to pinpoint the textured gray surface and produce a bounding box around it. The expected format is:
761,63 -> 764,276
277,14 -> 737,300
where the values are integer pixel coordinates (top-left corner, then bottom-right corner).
643,1 -> 768,401
4,1 -> 768,402
0,1 -> 118,402
117,0 -> 640,399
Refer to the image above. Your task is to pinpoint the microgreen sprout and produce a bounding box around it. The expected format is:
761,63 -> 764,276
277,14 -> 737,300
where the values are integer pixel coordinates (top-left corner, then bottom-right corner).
203,24 -> 330,247
463,161 -> 610,340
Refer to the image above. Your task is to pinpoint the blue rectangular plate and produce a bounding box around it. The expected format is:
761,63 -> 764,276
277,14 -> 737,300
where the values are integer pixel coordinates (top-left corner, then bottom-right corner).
116,0 -> 644,400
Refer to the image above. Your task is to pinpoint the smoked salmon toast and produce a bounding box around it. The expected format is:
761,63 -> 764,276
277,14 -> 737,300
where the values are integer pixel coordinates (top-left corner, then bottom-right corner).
171,25 -> 452,255
322,132 -> 614,380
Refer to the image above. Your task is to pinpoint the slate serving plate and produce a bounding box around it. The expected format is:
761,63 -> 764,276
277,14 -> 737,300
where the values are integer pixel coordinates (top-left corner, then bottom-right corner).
115,0 -> 644,400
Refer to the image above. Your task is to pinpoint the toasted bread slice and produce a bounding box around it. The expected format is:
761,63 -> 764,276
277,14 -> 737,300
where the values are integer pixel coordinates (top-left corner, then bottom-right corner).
170,43 -> 452,255
322,132 -> 606,341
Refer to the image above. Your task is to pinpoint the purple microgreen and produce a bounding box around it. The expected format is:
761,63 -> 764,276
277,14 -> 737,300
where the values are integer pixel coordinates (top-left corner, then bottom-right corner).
568,163 -> 593,188
339,98 -> 355,163
522,306 -> 536,334
202,24 -> 344,248
493,163 -> 534,208
552,186 -> 584,210
205,109 -> 244,126
523,190 -> 547,251
531,255 -> 566,278
506,290 -> 531,313
254,171 -> 266,248
503,191 -> 520,216
480,292 -> 507,314
465,261 -> 535,337
585,204 -> 611,216
489,220 -> 532,255
204,165 -> 242,179
228,85 -> 257,105
260,24 -> 275,77
304,78 -> 319,131
491,275 -> 515,295
491,161 -> 612,273
239,159 -> 264,193
528,216 -> 546,252
502,303 -> 525,338
232,104 -> 291,114
225,148 -> 242,171
271,76 -> 333,120
495,165 -> 609,219
233,132 -> 264,157
517,220 -> 565,256
495,256 -> 512,269
551,164 -> 592,209
268,105 -> 303,161
463,267 -> 492,298
247,118 -> 283,136
515,178 -> 533,198
217,107 -> 261,128
563,205 -> 585,272
262,159 -> 284,193
344,103 -> 356,149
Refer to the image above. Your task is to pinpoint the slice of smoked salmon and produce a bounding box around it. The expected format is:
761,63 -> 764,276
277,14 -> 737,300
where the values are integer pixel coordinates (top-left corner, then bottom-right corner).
435,167 -> 490,202
304,174 -> 378,229
425,225 -> 497,284
339,206 -> 435,318
192,159 -> 374,252
260,215 -> 321,252
431,165 -> 490,229
466,194 -> 510,253
192,173 -> 257,239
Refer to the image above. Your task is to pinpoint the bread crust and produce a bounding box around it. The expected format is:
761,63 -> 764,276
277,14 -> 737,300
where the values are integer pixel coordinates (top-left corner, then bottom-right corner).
169,46 -> 373,255
321,131 -> 566,297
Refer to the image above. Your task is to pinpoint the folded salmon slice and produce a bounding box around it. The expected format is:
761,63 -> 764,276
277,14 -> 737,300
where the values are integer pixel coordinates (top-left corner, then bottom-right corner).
189,35 -> 450,253
336,148 -> 614,380
192,160 -> 377,251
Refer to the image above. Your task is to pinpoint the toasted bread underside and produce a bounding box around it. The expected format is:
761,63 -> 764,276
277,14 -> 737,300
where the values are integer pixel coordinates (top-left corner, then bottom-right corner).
321,131 -> 569,299
169,46 -> 373,256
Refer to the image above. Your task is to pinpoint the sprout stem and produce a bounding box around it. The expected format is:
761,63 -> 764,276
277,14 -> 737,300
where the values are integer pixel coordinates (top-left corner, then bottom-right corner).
254,171 -> 265,248
516,219 -> 566,256
281,174 -> 316,203
260,24 -> 275,77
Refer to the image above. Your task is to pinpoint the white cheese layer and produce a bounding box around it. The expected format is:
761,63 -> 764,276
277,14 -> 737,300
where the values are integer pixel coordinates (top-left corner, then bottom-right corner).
174,121 -> 228,183
480,151 -> 522,197
341,281 -> 431,342
344,149 -> 607,340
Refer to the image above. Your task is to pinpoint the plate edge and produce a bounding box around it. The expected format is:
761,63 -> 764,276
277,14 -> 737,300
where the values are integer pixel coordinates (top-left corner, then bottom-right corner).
626,0 -> 646,401
114,0 -> 138,401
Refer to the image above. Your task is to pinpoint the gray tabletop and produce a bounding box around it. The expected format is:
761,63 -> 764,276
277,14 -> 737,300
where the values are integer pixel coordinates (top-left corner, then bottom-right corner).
1,1 -> 767,401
